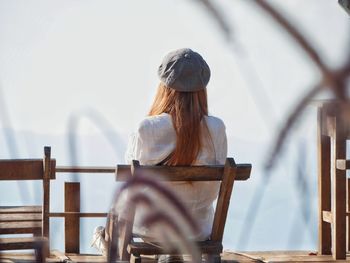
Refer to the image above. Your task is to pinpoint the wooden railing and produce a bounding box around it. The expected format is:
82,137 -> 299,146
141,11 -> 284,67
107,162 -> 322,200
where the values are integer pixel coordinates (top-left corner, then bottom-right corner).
51,163 -> 251,254
51,166 -> 115,253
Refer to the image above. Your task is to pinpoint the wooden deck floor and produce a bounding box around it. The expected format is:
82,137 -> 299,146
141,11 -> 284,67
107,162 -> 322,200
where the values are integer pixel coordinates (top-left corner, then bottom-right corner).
223,250 -> 350,262
0,250 -> 349,262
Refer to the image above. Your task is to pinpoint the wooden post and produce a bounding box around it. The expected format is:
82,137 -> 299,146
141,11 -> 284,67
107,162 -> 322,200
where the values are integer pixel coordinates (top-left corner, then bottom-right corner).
119,160 -> 139,261
211,158 -> 236,242
109,159 -> 139,262
64,182 -> 80,253
347,178 -> 350,252
333,115 -> 346,259
317,108 -> 332,254
34,238 -> 47,263
107,213 -> 119,262
42,146 -> 51,256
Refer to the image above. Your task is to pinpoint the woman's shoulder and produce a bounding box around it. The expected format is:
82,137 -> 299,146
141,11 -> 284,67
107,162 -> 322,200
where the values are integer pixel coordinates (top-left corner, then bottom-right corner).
137,113 -> 173,133
205,115 -> 226,130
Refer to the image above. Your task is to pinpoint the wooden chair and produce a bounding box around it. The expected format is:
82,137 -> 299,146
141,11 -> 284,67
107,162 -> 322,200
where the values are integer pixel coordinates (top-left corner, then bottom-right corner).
0,146 -> 56,262
111,157 -> 251,263
316,100 -> 350,259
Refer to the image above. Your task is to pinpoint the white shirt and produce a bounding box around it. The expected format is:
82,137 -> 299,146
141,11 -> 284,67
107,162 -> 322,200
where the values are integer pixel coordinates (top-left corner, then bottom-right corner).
124,113 -> 227,240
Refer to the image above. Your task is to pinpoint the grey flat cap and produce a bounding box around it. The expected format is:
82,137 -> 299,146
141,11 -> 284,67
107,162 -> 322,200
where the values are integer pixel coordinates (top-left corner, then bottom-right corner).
158,48 -> 211,92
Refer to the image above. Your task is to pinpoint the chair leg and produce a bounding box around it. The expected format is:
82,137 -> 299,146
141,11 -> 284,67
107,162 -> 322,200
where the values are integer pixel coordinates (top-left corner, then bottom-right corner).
118,219 -> 133,261
131,254 -> 142,263
35,244 -> 46,263
107,213 -> 119,262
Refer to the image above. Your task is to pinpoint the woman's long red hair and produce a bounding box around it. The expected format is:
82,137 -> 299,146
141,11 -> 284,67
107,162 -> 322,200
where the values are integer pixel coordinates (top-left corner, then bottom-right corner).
148,83 -> 209,165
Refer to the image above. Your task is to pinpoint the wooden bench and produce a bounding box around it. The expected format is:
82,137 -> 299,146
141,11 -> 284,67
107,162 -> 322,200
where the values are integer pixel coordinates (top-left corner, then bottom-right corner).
111,158 -> 252,263
0,146 -> 56,262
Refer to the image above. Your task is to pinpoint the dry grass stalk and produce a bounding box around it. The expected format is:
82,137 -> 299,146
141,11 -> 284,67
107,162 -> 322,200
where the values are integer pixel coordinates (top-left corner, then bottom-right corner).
109,175 -> 202,262
253,0 -> 350,169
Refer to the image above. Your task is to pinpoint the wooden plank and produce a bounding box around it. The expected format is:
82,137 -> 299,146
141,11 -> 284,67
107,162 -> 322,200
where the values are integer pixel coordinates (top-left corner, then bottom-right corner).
211,158 -> 236,242
348,178 -> 350,252
65,254 -> 107,262
234,250 -> 314,256
0,213 -> 42,222
0,221 -> 42,234
317,107 -> 332,255
3,250 -> 350,263
310,99 -> 339,108
234,251 -> 341,262
0,159 -> 56,180
56,166 -> 115,173
107,213 -> 119,262
65,182 -> 80,254
322,211 -> 332,224
231,250 -> 321,262
51,250 -> 70,261
0,206 -> 42,214
42,146 -> 51,255
0,252 -> 59,262
336,159 -> 350,170
127,241 -> 222,255
0,237 -> 46,250
1,238 -> 46,263
117,160 -> 139,261
332,115 -> 347,260
116,163 -> 251,182
325,115 -> 336,137
222,251 -> 265,262
49,212 -> 107,217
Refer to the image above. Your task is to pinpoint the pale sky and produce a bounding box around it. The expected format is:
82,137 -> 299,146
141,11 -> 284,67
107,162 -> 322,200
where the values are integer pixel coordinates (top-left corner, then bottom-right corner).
2,0 -> 347,140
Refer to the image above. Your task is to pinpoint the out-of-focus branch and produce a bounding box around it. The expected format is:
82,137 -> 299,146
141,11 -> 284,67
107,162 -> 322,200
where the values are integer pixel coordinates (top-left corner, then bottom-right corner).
337,43 -> 350,79
253,0 -> 350,169
0,82 -> 32,203
196,0 -> 232,40
254,0 -> 336,87
265,84 -> 323,169
67,108 -> 125,180
110,175 -> 201,262
197,0 -> 278,127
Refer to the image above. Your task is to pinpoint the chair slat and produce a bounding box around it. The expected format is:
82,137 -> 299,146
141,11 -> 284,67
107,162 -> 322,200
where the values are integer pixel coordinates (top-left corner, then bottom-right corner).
0,206 -> 42,214
128,241 -> 223,255
0,213 -> 42,222
0,221 -> 42,234
0,237 -> 47,250
0,159 -> 56,180
56,166 -> 115,173
116,163 -> 251,181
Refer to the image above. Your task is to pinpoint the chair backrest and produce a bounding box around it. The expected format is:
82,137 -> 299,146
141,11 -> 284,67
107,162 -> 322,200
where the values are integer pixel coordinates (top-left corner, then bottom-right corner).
115,157 -> 251,242
0,146 -> 56,245
116,159 -> 251,182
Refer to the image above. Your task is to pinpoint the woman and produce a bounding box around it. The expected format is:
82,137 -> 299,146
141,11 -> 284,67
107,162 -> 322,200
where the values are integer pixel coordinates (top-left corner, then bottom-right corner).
92,48 -> 227,258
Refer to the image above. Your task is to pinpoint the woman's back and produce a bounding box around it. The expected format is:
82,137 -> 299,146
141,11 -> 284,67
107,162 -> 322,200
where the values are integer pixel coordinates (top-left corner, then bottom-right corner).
125,113 -> 227,240
125,113 -> 227,166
